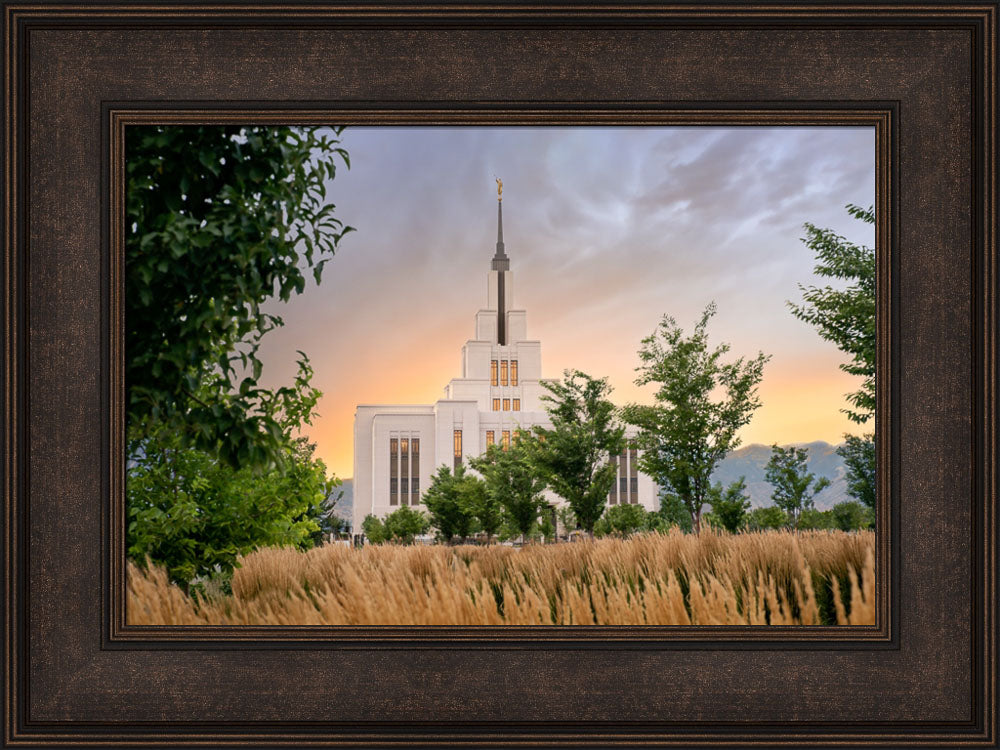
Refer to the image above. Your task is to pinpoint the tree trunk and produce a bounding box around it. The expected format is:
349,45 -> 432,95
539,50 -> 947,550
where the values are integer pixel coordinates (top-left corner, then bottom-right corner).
693,508 -> 702,534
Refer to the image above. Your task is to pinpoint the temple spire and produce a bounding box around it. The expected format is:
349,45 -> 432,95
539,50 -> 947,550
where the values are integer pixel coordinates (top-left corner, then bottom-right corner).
492,178 -> 509,271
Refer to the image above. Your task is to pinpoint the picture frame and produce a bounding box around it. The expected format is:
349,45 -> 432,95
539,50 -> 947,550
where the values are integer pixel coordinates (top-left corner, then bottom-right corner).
3,2 -> 995,746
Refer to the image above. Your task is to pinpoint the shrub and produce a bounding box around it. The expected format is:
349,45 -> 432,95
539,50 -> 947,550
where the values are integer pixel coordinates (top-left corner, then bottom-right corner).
746,505 -> 789,531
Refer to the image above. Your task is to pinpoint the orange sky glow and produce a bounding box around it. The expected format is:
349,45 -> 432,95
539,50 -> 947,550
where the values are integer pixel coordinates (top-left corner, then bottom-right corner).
256,126 -> 876,479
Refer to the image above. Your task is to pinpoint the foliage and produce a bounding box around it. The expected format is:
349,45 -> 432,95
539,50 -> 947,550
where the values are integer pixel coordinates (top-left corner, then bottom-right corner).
708,477 -> 752,533
556,506 -> 578,534
126,125 -> 352,469
469,441 -> 544,541
361,514 -> 390,544
798,508 -> 835,530
831,500 -> 874,532
764,445 -> 832,528
622,304 -> 770,533
659,492 -> 694,532
789,204 -> 875,425
791,205 -> 877,527
838,433 -> 876,510
746,506 -> 790,531
126,355 -> 337,587
385,507 -> 431,544
594,503 -> 651,538
422,464 -> 485,543
529,370 -> 626,533
537,505 -> 557,542
127,358 -> 334,588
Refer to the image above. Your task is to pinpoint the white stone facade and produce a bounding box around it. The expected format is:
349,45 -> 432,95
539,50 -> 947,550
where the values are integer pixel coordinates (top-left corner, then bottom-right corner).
352,199 -> 657,532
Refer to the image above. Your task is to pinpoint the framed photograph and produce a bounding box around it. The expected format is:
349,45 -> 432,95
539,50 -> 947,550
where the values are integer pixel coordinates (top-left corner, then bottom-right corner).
4,2 -> 996,747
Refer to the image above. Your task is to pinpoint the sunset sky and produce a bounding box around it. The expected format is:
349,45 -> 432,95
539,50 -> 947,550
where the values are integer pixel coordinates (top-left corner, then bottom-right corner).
256,126 -> 876,479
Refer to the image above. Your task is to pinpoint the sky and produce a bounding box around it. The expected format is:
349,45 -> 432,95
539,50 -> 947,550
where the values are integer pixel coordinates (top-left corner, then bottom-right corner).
256,126 -> 876,479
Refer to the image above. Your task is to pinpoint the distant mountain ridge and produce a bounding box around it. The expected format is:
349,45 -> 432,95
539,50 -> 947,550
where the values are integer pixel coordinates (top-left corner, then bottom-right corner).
329,441 -> 852,530
329,479 -> 354,523
711,441 -> 849,510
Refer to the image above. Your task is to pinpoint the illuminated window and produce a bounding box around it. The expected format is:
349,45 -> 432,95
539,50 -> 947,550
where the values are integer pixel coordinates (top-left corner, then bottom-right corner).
490,360 -> 498,386
400,438 -> 409,505
390,438 -> 399,505
500,360 -> 508,386
510,360 -> 518,385
486,431 -> 495,447
501,430 -> 511,450
512,398 -> 520,411
492,398 -> 501,411
411,438 -> 419,504
453,429 -> 463,469
503,398 -> 510,411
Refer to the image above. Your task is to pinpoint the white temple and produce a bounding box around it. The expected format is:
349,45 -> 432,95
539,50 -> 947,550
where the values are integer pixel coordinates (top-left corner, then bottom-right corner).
352,183 -> 657,532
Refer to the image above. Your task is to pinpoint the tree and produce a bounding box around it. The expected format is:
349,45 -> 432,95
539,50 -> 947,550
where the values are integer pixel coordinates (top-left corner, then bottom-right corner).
746,506 -> 789,531
789,204 -> 875,425
764,444 -> 832,528
790,205 -> 876,520
831,500 -> 874,532
469,441 -> 544,542
361,514 -> 390,544
622,304 -> 770,533
594,503 -> 648,538
659,492 -> 694,532
529,371 -> 626,534
126,358 -> 335,588
838,434 -> 876,511
126,125 -> 352,470
383,506 -> 431,544
422,464 -> 482,543
798,508 -> 835,530
708,477 -> 752,533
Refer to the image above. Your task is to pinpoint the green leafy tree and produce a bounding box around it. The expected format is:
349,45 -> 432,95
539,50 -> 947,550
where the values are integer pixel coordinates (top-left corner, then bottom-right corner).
790,204 -> 876,521
556,506 -> 578,536
422,464 -> 482,543
746,506 -> 789,531
659,492 -> 694,532
469,441 -> 543,542
529,371 -> 626,534
764,445 -> 832,528
798,508 -> 835,530
361,514 -> 389,544
383,506 -> 432,544
708,477 -> 752,533
537,505 -> 557,542
595,503 -> 648,538
622,304 -> 770,533
126,125 -> 352,469
127,358 -> 334,587
838,434 -> 876,511
831,500 -> 874,531
790,204 -> 875,425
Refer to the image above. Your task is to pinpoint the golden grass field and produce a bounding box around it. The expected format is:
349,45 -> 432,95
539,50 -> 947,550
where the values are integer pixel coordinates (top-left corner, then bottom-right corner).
127,529 -> 876,626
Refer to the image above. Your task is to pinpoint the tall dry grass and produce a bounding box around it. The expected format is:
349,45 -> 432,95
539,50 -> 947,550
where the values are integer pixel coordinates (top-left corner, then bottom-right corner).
127,529 -> 876,626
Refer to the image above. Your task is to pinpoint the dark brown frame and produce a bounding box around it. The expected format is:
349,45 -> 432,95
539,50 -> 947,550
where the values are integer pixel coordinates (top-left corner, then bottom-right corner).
3,3 -> 996,747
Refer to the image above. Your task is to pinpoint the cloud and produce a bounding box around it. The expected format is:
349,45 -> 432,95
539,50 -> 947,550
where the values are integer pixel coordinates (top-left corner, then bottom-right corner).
257,126 -> 876,477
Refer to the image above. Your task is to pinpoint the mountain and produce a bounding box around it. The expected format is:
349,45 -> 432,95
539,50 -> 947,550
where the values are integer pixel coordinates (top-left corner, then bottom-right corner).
329,442 -> 851,528
328,478 -> 354,526
709,441 -> 850,510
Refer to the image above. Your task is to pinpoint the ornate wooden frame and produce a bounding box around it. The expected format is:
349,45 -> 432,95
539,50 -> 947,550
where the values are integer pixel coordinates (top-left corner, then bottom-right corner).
3,3 -> 995,746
